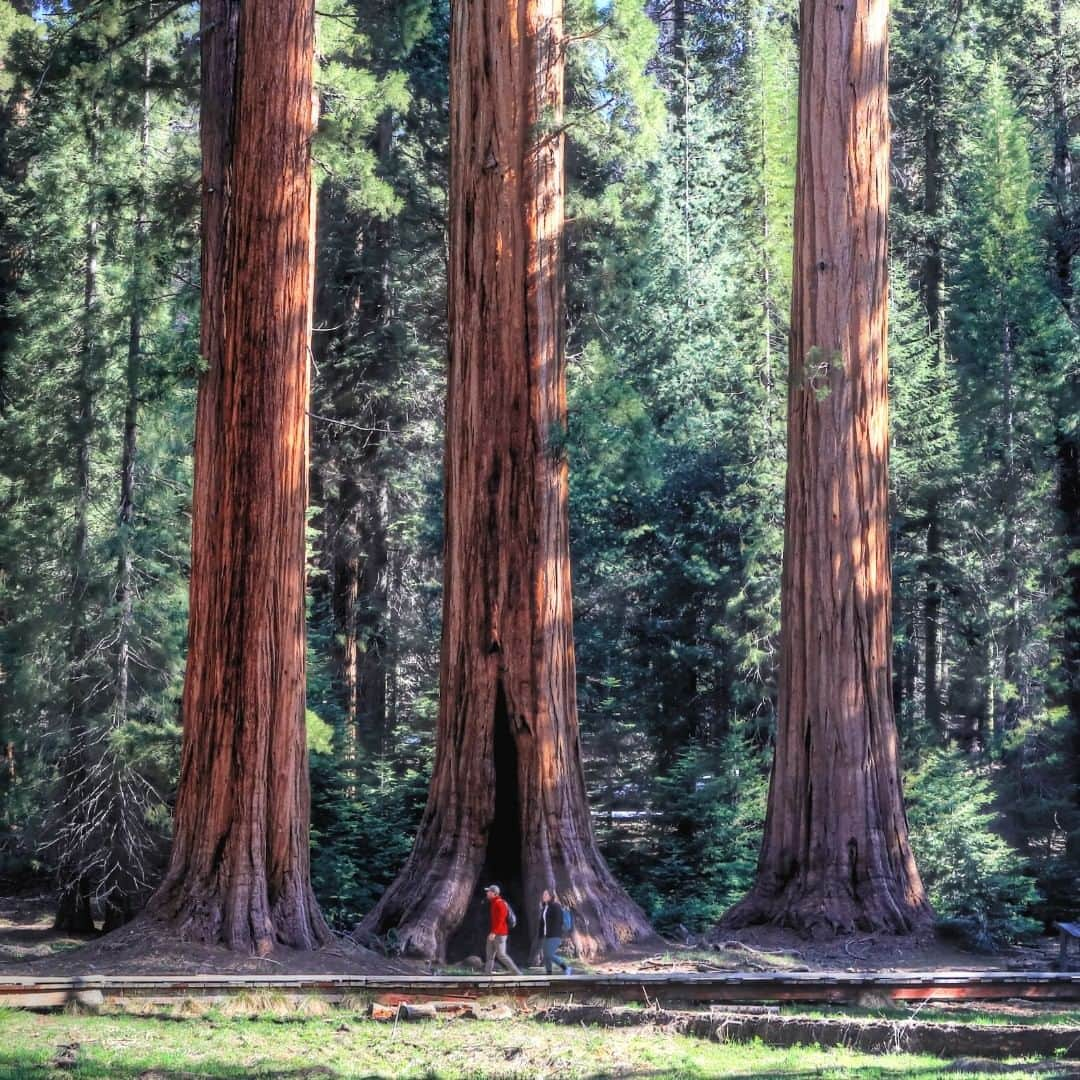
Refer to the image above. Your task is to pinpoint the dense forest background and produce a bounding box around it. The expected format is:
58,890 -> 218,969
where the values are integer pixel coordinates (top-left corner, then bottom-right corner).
0,0 -> 1077,947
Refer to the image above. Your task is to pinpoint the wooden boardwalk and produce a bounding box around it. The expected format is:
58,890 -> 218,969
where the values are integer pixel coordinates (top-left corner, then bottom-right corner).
1,969 -> 1078,1009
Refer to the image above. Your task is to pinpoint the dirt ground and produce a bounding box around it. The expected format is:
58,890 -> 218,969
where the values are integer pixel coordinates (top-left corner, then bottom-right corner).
580,919 -> 1066,977
0,891 -> 409,976
0,889 -> 1064,977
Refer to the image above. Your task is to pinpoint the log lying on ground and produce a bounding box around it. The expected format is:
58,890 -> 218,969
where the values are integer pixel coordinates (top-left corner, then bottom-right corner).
371,1001 -> 470,1021
533,1005 -> 1080,1060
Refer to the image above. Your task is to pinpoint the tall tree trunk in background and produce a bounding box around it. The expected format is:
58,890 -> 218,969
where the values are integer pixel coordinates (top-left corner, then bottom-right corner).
358,0 -> 656,962
0,0 -> 33,419
355,467 -> 389,761
330,475 -> 361,754
114,40 -> 153,790
0,1 -> 34,772
997,320 -> 1020,741
1048,0 -> 1080,823
103,43 -> 153,935
313,112 -> 395,770
923,510 -> 942,730
921,68 -> 945,736
672,0 -> 691,271
54,118 -> 102,935
148,0 -> 329,953
352,113 -> 394,765
724,0 -> 932,935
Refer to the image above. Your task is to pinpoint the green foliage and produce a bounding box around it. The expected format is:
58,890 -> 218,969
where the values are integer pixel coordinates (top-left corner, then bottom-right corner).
0,2 -> 34,94
565,0 -> 665,164
632,731 -> 768,935
906,750 -> 1042,947
310,754 -> 429,929
0,0 -> 1078,945
315,0 -> 412,216
0,2 -> 197,907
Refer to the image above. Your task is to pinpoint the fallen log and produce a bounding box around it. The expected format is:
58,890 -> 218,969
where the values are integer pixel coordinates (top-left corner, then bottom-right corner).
374,993 -> 475,1009
533,1004 -> 1080,1060
371,1002 -> 438,1021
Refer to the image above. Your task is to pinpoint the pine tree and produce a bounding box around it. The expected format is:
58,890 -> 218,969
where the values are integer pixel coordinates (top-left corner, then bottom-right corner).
0,1 -> 197,925
949,61 -> 1080,913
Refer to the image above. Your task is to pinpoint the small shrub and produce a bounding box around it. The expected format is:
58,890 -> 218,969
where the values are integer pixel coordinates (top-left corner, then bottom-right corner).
905,749 -> 1041,948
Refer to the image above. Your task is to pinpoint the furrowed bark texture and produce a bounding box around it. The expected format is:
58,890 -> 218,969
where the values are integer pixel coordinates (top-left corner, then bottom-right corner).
724,0 -> 932,935
358,0 -> 655,962
148,0 -> 329,953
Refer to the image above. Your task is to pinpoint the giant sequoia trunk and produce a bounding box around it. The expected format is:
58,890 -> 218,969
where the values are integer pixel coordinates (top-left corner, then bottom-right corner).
147,0 -> 329,953
357,0 -> 655,962
724,0 -> 932,936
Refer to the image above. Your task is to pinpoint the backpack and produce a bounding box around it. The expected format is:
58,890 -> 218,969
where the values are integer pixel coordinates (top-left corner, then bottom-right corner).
504,901 -> 517,930
561,906 -> 573,935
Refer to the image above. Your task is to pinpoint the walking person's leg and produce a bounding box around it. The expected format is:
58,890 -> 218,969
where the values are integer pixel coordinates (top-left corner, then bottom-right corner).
554,939 -> 572,974
485,934 -> 497,974
542,938 -> 556,975
546,938 -> 570,974
495,935 -> 521,975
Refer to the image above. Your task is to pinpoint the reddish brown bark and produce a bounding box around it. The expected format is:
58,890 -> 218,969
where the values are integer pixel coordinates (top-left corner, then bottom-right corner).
147,0 -> 329,953
357,0 -> 655,962
724,0 -> 932,935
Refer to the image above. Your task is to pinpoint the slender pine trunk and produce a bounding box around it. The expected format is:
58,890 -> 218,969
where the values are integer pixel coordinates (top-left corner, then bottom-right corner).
55,114 -> 102,935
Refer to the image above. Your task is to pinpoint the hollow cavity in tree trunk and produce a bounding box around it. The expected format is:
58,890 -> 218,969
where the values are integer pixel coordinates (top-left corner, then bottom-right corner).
355,0 -> 656,962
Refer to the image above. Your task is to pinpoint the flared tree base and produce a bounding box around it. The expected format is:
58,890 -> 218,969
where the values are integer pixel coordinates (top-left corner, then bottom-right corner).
149,872 -> 330,956
357,830 -> 658,963
721,874 -> 934,939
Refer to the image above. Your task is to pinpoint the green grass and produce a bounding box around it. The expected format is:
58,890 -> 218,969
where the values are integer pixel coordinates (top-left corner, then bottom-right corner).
0,1006 -> 1073,1079
793,1003 -> 1080,1027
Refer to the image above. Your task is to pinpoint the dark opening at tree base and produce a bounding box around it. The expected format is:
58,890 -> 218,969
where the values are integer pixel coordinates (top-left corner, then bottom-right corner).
447,682 -> 530,965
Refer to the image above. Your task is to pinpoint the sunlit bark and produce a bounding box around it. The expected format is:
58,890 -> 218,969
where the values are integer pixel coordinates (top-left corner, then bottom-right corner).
148,0 -> 328,953
725,0 -> 932,935
358,0 -> 655,962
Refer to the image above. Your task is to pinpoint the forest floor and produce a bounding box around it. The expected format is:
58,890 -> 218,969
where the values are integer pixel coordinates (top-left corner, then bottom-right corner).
0,892 -> 407,976
0,889 -> 1064,977
2,893 -> 1078,1077
580,925 -> 1059,978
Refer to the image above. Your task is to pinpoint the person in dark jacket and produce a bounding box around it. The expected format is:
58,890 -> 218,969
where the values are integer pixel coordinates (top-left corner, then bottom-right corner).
538,888 -> 572,975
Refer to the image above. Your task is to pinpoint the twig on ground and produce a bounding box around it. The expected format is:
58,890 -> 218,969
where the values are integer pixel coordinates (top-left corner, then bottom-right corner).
844,937 -> 874,961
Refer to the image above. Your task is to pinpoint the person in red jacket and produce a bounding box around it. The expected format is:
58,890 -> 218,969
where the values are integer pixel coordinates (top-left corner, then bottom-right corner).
483,884 -> 521,974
